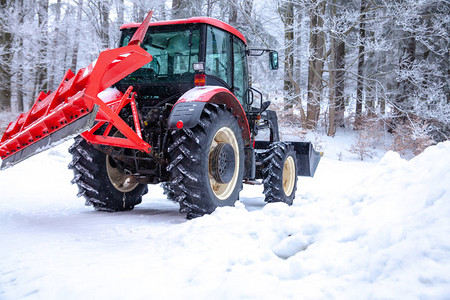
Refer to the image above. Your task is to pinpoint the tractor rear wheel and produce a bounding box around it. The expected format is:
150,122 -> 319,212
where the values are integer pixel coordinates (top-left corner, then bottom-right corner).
262,142 -> 298,205
167,104 -> 244,219
68,136 -> 147,211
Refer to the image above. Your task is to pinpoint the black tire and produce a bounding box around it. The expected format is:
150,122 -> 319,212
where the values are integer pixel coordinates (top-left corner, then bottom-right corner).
262,142 -> 298,205
167,104 -> 244,219
161,182 -> 175,202
68,136 -> 147,211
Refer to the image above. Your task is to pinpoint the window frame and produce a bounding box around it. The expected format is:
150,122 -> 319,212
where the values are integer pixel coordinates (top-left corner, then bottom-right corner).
118,24 -> 203,83
203,25 -> 249,106
231,36 -> 249,107
204,25 -> 234,88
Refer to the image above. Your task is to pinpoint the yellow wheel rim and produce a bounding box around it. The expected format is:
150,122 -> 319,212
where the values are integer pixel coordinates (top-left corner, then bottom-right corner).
209,127 -> 239,200
283,156 -> 296,197
106,131 -> 139,193
106,155 -> 139,193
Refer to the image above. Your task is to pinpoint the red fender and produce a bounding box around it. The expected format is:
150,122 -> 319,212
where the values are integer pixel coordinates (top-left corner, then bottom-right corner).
168,86 -> 251,146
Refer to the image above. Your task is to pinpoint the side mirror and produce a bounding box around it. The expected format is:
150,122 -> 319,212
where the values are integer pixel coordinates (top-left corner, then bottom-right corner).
269,51 -> 278,70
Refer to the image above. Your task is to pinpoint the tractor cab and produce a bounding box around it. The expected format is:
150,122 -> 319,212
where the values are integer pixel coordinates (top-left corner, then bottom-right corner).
116,18 -> 277,113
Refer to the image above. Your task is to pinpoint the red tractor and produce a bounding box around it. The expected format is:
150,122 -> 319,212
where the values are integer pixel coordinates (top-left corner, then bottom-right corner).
0,12 -> 320,218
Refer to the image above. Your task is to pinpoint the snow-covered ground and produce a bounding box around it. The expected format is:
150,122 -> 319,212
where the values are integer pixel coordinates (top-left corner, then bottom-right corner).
0,136 -> 449,299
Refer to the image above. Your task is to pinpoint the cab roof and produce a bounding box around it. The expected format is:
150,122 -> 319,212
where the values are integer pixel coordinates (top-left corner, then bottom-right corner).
120,17 -> 247,45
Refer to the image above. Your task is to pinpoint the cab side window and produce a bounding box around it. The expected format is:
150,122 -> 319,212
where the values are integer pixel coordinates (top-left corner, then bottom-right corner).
233,38 -> 248,106
205,26 -> 232,87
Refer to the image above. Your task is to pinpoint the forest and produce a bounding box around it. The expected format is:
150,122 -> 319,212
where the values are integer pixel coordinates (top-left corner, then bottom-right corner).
0,0 -> 448,155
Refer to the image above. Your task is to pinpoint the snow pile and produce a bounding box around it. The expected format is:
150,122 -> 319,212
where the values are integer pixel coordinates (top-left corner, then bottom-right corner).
162,141 -> 450,298
0,141 -> 449,299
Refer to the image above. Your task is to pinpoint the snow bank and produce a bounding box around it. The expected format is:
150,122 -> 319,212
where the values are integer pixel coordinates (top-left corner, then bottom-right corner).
162,141 -> 450,299
0,142 -> 449,299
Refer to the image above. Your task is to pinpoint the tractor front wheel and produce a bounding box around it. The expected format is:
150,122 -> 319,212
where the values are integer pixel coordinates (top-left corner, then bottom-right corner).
167,104 -> 244,218
262,142 -> 298,205
68,136 -> 147,211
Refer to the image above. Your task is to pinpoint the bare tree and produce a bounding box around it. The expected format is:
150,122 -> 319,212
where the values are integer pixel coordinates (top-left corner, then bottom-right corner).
34,0 -> 49,98
0,0 -> 12,110
47,0 -> 61,90
99,0 -> 110,49
306,0 -> 325,129
228,0 -> 237,24
335,40 -> 345,127
355,0 -> 367,128
116,0 -> 124,25
70,0 -> 83,71
10,0 -> 27,112
327,0 -> 337,136
282,0 -> 295,111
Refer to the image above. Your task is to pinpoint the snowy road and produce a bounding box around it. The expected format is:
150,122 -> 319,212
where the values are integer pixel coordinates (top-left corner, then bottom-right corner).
1,140 -> 449,299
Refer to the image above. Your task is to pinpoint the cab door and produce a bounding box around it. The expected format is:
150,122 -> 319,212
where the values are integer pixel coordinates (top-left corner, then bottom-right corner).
232,38 -> 249,109
205,26 -> 232,88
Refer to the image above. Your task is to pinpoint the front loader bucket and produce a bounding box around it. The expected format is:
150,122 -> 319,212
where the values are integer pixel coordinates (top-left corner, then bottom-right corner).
0,45 -> 152,170
291,141 -> 322,177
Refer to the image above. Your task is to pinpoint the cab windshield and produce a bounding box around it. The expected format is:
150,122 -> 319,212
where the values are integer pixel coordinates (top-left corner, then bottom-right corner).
119,25 -> 201,84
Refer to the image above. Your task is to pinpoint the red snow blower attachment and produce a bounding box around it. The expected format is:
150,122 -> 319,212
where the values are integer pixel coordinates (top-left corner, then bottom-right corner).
0,12 -> 155,169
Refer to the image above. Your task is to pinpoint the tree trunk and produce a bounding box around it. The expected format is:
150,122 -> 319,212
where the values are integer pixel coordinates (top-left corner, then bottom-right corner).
116,0 -> 124,25
172,0 -> 182,19
380,83 -> 386,115
294,5 -> 302,93
0,0 -> 12,109
327,0 -> 337,136
99,0 -> 110,49
11,0 -> 25,112
335,41 -> 345,127
48,0 -> 61,90
306,1 -> 325,129
395,32 -> 416,119
71,0 -> 83,71
366,83 -> 375,117
229,1 -> 237,25
34,0 -> 48,100
132,0 -> 145,21
283,0 -> 295,112
138,4 -> 145,21
16,37 -> 24,112
328,49 -> 336,136
355,0 -> 366,128
293,5 -> 306,127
